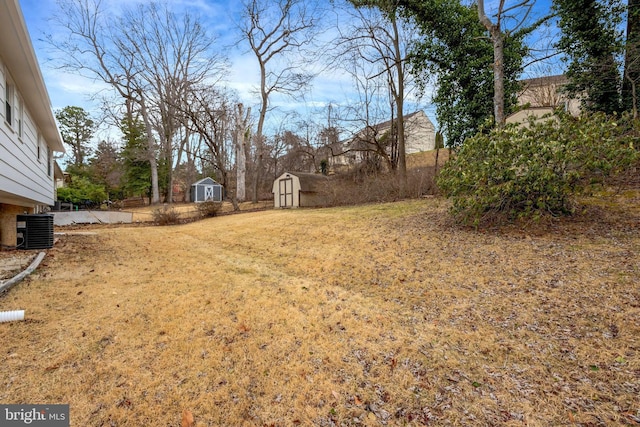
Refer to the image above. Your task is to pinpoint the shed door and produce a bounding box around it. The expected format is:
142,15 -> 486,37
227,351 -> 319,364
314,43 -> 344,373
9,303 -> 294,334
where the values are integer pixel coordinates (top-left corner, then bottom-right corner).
279,178 -> 293,207
204,185 -> 214,201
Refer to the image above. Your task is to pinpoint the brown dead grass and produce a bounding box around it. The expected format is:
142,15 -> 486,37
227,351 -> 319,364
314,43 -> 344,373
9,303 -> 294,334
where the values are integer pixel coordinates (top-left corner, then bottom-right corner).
0,193 -> 639,426
126,201 -> 273,223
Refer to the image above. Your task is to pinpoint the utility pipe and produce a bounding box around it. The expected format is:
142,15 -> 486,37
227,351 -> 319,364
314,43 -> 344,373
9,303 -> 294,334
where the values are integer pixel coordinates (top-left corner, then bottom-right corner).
0,310 -> 24,323
0,251 -> 46,294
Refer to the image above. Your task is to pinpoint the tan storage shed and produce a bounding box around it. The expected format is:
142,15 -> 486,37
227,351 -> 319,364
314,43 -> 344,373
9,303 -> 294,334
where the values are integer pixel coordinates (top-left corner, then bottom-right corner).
272,172 -> 330,208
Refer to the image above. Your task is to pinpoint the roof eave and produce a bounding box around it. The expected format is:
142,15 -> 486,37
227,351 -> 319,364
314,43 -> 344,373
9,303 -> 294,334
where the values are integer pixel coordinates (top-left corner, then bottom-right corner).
0,0 -> 65,153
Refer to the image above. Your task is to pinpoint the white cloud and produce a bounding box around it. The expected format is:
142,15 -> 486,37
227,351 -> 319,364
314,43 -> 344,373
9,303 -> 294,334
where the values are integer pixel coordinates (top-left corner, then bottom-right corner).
21,0 -> 442,140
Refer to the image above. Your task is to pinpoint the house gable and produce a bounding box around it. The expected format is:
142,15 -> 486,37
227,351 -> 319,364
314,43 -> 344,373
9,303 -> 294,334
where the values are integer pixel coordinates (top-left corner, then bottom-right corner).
335,111 -> 437,168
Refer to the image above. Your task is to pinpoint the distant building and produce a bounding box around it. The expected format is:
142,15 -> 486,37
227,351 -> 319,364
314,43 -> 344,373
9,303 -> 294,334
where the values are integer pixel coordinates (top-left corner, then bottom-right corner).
506,75 -> 581,125
190,177 -> 223,203
330,111 -> 436,170
0,0 -> 65,248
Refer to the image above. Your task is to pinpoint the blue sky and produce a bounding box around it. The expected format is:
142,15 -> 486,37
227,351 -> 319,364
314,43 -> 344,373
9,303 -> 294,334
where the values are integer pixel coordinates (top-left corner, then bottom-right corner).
18,0 -> 561,142
19,0 -> 368,139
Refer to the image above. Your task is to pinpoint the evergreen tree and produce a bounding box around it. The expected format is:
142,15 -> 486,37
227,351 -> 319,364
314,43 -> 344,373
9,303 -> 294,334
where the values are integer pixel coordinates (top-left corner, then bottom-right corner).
400,0 -> 526,147
120,118 -> 152,198
554,0 -> 624,114
89,140 -> 123,200
55,106 -> 95,167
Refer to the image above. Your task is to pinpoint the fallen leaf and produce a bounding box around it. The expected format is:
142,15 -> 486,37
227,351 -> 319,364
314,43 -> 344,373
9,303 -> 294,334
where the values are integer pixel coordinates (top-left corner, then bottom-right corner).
354,395 -> 363,405
331,390 -> 340,401
181,409 -> 194,427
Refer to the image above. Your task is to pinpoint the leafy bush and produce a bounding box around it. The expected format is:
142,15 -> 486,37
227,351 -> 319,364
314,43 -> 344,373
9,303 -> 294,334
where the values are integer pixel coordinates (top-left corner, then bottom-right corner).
57,176 -> 108,205
437,112 -> 639,226
197,201 -> 222,218
152,206 -> 181,226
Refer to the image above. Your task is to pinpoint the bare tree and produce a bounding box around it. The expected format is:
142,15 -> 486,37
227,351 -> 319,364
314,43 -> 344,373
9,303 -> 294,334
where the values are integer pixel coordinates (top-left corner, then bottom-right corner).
238,0 -> 322,202
335,1 -> 420,193
116,3 -> 225,203
49,0 -> 161,203
49,0 -> 226,204
181,86 -> 235,189
235,104 -> 252,203
328,53 -> 393,172
477,0 -> 537,127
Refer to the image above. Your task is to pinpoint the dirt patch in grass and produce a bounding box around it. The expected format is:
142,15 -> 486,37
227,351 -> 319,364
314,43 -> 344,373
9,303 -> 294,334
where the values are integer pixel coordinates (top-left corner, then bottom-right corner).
0,195 -> 638,426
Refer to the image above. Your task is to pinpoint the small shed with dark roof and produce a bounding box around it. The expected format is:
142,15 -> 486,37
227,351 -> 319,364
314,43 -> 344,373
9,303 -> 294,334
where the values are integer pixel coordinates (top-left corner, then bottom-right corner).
272,172 -> 330,208
190,177 -> 223,202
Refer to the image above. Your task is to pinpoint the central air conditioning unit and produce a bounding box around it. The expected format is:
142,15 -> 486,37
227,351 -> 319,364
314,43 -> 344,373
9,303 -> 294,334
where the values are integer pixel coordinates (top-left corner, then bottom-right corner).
16,214 -> 54,250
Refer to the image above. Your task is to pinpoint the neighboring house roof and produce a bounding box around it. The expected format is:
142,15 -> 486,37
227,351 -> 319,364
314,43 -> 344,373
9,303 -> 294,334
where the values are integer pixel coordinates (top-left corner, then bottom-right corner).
505,107 -> 557,126
0,0 -> 64,152
347,111 -> 431,144
341,110 -> 436,155
363,111 -> 425,135
520,75 -> 569,89
54,161 -> 64,182
507,74 -> 581,123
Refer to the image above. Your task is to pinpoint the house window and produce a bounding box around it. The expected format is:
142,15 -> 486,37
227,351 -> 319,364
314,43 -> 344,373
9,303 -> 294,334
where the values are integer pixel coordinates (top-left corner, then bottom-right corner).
17,96 -> 23,138
47,146 -> 52,177
4,82 -> 13,126
37,139 -> 41,162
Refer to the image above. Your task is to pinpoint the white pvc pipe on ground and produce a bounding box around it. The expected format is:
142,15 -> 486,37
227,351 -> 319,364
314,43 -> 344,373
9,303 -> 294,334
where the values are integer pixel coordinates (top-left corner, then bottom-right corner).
0,310 -> 25,323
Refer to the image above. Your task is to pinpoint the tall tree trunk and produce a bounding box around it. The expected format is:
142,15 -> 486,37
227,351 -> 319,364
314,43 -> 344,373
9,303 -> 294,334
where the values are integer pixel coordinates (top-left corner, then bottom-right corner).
391,12 -> 407,196
254,62 -> 268,204
491,29 -> 505,127
139,96 -> 160,204
478,0 -> 505,127
623,0 -> 640,113
236,104 -> 249,202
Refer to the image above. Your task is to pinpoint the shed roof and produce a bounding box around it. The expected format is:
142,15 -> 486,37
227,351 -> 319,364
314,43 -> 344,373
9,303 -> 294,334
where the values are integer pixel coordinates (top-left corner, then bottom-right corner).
192,177 -> 220,186
279,172 -> 329,192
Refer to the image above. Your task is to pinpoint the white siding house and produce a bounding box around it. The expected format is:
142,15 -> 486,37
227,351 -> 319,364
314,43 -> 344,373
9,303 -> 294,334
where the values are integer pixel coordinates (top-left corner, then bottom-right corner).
0,0 -> 65,248
330,111 -> 436,170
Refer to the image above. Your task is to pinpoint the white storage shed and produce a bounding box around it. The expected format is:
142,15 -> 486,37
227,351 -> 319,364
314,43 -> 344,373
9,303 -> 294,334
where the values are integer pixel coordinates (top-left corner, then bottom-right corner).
272,172 -> 330,208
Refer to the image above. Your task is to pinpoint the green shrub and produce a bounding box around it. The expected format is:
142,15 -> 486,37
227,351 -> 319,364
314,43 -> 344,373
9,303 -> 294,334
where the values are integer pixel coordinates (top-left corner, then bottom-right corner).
197,201 -> 222,218
57,177 -> 108,205
152,206 -> 181,226
437,112 -> 638,226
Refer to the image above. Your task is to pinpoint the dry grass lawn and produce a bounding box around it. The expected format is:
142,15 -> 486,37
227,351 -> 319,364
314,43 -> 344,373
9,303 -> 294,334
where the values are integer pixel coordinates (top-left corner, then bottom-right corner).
0,194 -> 638,426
